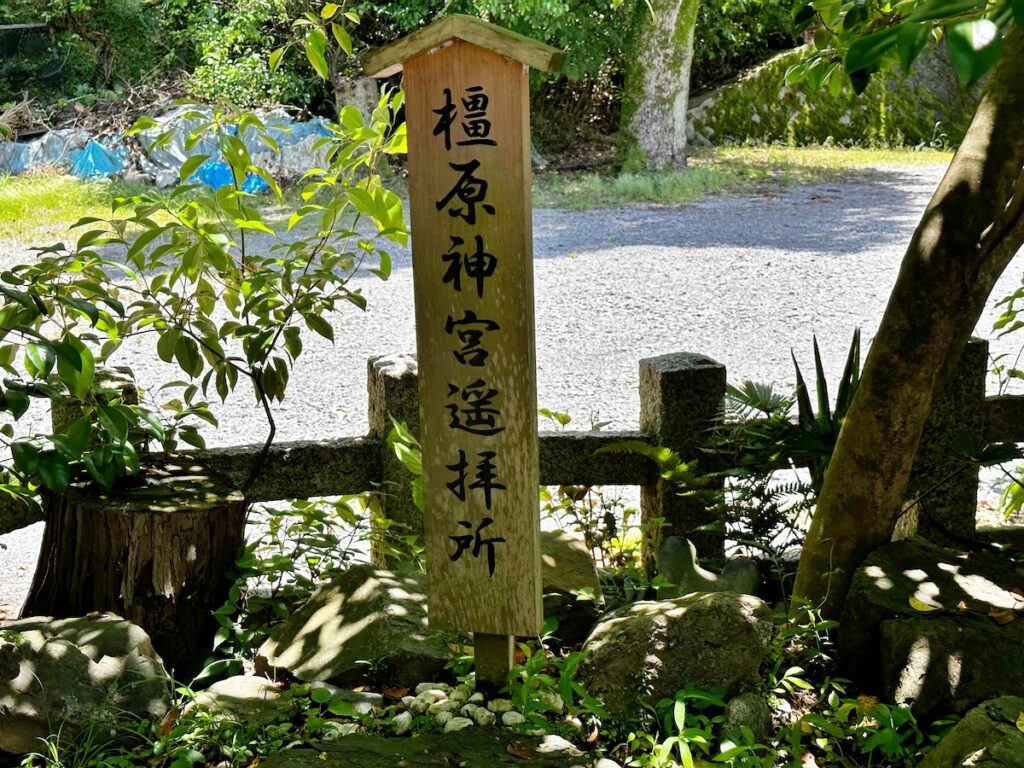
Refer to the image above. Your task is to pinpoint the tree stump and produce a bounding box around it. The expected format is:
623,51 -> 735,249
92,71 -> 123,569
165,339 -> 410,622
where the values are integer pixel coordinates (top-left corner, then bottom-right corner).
22,459 -> 246,675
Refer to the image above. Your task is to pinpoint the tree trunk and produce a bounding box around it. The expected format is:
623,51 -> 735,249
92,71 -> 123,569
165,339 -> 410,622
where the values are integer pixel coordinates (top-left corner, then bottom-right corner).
793,26 -> 1024,619
620,0 -> 700,171
22,461 -> 246,675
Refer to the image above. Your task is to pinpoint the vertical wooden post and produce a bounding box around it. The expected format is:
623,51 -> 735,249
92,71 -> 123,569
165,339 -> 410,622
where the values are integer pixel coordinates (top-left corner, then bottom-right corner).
365,16 -> 564,690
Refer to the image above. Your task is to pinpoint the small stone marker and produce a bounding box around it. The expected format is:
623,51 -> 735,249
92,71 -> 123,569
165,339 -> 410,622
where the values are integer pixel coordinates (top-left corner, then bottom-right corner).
364,16 -> 565,690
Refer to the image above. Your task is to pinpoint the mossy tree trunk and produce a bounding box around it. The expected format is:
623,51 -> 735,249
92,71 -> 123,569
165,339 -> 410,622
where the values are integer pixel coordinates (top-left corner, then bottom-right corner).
793,26 -> 1024,618
620,0 -> 700,171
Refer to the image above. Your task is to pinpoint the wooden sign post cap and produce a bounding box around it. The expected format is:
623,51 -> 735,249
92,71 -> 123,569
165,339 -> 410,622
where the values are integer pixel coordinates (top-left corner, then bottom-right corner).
362,14 -> 566,78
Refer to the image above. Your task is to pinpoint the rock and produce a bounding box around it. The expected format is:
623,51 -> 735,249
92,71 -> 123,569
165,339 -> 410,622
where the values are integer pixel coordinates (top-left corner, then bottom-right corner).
392,710 -> 413,735
723,692 -> 772,743
540,530 -> 604,645
594,760 -> 622,768
469,692 -> 485,703
0,614 -> 170,755
471,707 -> 495,726
501,711 -> 526,726
185,676 -> 282,723
841,538 -> 1024,718
578,592 -> 774,717
436,711 -> 453,726
444,716 -> 474,733
256,565 -> 451,687
427,700 -> 457,715
487,698 -> 514,713
655,537 -> 760,599
260,729 -> 594,767
415,682 -> 450,695
920,697 -> 1024,768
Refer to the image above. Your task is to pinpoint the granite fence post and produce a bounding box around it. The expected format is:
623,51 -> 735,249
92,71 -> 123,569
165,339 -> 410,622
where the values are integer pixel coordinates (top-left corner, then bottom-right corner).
900,337 -> 988,545
367,353 -> 421,566
639,352 -> 727,563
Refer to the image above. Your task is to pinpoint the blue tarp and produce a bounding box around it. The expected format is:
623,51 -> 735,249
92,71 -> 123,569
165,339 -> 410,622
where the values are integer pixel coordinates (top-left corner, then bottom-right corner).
191,158 -> 270,194
69,140 -> 125,179
191,158 -> 233,189
0,142 -> 29,175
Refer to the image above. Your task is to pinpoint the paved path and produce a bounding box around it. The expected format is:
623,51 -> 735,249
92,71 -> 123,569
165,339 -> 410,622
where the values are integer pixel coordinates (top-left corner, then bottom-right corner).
5,161 -> 1017,614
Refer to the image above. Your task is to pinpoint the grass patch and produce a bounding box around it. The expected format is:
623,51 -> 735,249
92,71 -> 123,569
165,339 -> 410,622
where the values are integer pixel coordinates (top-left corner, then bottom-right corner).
534,145 -> 953,210
0,172 -> 153,243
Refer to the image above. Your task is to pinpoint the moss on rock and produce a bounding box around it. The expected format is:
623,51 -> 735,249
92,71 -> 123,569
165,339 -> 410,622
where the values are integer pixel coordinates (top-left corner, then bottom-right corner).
689,44 -> 978,147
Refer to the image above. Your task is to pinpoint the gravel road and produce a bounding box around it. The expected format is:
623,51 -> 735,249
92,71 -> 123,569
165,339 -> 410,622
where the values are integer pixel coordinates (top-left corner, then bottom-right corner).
3,161 -> 1019,614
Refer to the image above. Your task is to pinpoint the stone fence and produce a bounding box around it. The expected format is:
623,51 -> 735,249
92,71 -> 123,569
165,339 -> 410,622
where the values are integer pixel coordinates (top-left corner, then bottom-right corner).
3,338 -> 1022,559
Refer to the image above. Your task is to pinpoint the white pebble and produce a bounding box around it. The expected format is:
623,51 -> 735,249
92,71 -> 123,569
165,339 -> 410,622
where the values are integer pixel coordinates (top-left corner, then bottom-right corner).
444,716 -> 474,733
487,699 -> 513,713
401,696 -> 415,708
419,689 -> 449,704
448,689 -> 469,703
460,703 -> 479,718
468,692 -> 485,703
415,682 -> 451,695
427,700 -> 457,715
501,711 -> 526,726
472,707 -> 496,726
435,711 -> 454,726
409,696 -> 431,715
392,710 -> 414,736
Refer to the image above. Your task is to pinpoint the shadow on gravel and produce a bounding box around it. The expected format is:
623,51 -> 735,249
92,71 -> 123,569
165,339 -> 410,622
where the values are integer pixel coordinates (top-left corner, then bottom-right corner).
532,166 -> 935,259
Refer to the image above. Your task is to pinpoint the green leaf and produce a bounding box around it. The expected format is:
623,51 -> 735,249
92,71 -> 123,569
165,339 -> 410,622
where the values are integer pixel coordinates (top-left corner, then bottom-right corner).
157,329 -> 180,364
896,22 -> 932,72
303,313 -> 334,341
220,134 -> 251,177
269,47 -> 285,72
11,440 -> 40,473
25,342 -> 56,378
310,687 -> 332,704
304,29 -> 330,79
3,388 -> 29,419
36,451 -> 70,493
908,0 -> 984,22
179,154 -> 211,182
174,337 -> 204,378
845,25 -> 901,74
60,416 -> 93,457
947,19 -> 1003,84
331,22 -> 352,55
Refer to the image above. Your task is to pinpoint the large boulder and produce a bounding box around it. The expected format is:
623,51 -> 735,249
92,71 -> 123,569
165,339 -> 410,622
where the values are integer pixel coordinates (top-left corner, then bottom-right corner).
841,538 -> 1024,719
0,614 -> 170,755
540,530 -> 603,646
257,565 -> 451,687
919,696 -> 1024,768
577,592 -> 774,717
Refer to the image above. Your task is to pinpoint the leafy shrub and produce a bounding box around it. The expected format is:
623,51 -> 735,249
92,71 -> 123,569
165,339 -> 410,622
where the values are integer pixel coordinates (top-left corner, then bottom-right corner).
691,0 -> 799,92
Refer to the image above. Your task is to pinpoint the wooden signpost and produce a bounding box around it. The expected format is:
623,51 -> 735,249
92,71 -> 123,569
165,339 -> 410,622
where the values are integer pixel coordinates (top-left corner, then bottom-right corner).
364,16 -> 564,689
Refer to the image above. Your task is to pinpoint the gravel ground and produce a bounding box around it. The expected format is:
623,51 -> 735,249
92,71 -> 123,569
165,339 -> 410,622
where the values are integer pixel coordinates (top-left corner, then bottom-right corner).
3,161 -> 1021,614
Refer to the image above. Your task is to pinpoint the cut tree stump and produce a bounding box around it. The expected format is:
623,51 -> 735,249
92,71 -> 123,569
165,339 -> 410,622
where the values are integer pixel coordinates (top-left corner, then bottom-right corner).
22,459 -> 246,675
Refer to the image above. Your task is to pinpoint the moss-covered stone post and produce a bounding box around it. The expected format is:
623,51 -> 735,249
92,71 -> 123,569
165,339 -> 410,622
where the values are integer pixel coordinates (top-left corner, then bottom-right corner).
640,352 -> 726,563
364,15 -> 564,693
899,337 -> 988,545
367,353 -> 421,566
